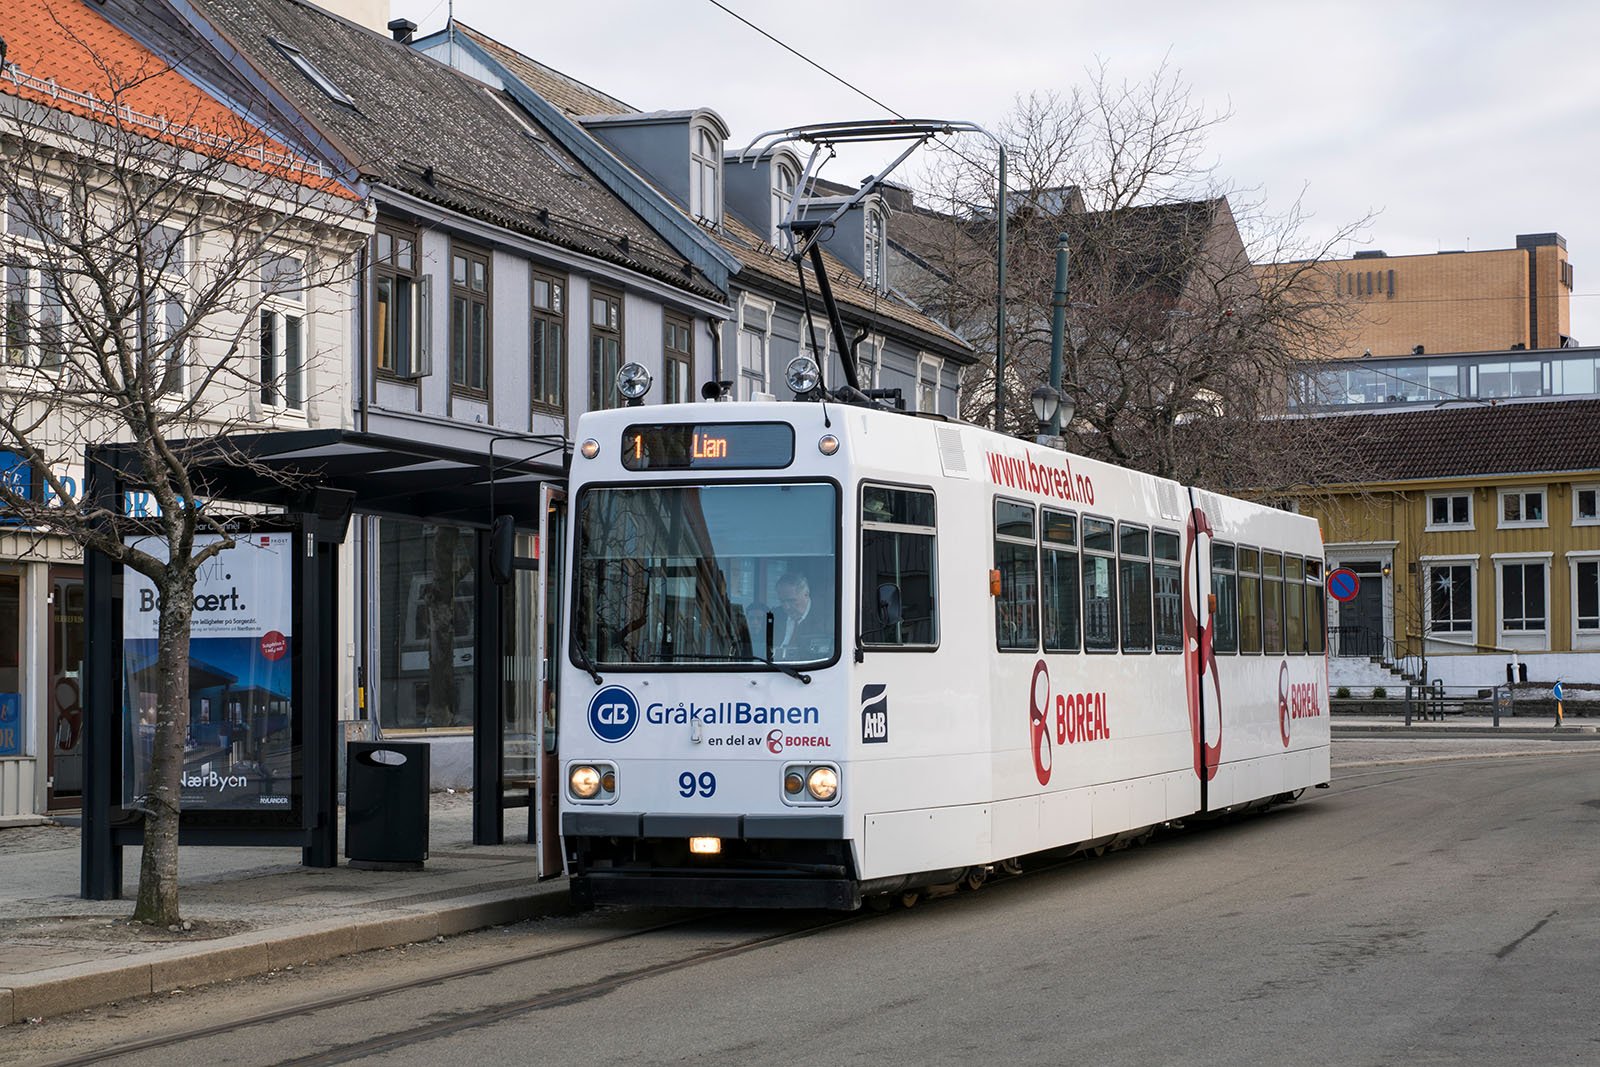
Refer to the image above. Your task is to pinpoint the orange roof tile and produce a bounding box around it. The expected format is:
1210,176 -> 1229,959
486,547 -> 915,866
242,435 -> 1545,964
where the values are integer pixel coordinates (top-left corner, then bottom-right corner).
2,0 -> 351,197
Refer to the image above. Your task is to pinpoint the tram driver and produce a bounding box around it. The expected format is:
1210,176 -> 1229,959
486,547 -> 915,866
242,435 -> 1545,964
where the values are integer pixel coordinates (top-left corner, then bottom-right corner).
773,571 -> 825,659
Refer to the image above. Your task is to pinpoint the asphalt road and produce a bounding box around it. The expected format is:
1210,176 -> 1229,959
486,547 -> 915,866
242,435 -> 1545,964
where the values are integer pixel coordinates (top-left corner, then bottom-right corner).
12,740 -> 1600,1067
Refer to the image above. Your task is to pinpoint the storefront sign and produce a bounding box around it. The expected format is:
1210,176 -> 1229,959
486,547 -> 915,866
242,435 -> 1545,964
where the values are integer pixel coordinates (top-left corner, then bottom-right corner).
121,532 -> 295,810
0,693 -> 21,756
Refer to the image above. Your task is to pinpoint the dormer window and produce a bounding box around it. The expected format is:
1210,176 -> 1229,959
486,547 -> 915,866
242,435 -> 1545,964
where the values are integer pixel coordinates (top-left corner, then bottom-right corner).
690,125 -> 721,225
771,161 -> 797,247
864,206 -> 887,292
270,38 -> 355,108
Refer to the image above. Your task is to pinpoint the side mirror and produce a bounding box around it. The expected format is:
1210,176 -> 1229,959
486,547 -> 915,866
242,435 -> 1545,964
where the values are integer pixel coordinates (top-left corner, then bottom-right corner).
877,583 -> 903,627
490,514 -> 515,585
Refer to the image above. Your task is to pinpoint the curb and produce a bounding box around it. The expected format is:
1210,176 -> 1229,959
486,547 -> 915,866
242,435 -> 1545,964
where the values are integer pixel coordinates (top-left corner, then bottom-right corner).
2,879 -> 573,1026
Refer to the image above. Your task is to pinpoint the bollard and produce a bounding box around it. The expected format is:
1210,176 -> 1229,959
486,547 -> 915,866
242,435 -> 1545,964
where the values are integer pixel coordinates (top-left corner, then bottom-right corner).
1404,683 -> 1413,727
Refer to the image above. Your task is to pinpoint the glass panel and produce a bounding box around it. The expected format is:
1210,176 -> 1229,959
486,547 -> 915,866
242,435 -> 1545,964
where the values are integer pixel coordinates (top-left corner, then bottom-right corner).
1578,562 -> 1599,629
1580,489 -> 1598,521
995,500 -> 1034,541
1042,509 -> 1076,546
860,522 -> 936,647
1307,578 -> 1326,655
470,302 -> 487,389
576,484 -> 837,666
285,315 -> 303,409
375,275 -> 393,370
534,279 -> 550,310
1239,572 -> 1262,653
1154,560 -> 1182,653
1083,518 -> 1114,553
1083,553 -> 1116,651
1526,492 -> 1543,521
377,520 -> 477,729
1042,548 -> 1080,652
1285,556 -> 1304,653
453,255 -> 467,286
1120,552 -> 1152,652
49,569 -> 85,798
393,275 -> 413,376
1120,524 -> 1149,559
1211,565 -> 1238,653
259,310 -> 278,406
864,486 -> 935,528
995,539 -> 1038,651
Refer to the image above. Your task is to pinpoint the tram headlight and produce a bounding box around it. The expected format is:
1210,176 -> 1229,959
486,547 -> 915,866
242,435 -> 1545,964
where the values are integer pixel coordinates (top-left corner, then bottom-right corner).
615,361 -> 653,403
786,355 -> 821,395
784,770 -> 806,797
806,766 -> 838,802
569,763 -> 617,801
580,438 -> 600,459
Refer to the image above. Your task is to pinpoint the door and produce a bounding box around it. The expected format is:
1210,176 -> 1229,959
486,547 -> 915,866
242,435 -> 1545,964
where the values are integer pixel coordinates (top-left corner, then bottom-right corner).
47,567 -> 85,809
1339,562 -> 1385,657
535,485 -> 566,877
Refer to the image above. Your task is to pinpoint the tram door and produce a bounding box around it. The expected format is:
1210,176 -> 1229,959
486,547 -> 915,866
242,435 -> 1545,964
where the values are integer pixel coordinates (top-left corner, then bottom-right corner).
535,486 -> 566,877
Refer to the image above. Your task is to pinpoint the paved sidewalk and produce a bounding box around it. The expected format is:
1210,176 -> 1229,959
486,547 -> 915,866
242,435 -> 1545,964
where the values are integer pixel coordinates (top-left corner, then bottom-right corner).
1331,711 -> 1600,737
0,792 -> 567,1026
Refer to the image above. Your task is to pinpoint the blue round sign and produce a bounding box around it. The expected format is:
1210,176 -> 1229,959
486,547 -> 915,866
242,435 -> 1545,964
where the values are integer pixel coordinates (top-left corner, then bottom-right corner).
1327,568 -> 1360,603
587,684 -> 640,743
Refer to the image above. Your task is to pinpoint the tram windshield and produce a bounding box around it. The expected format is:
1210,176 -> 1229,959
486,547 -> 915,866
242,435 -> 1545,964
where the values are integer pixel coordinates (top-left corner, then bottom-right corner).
574,483 -> 837,669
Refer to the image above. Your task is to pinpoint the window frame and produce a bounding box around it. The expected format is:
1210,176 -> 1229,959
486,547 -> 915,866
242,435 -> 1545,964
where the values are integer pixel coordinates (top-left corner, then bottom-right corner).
858,481 -> 939,651
1081,515 -> 1119,654
993,497 -> 1039,653
588,285 -> 624,411
1425,491 -> 1474,532
1495,555 -> 1550,639
663,310 -> 694,405
1210,541 -> 1238,655
259,251 -> 306,413
529,267 -> 567,415
373,220 -> 428,381
1237,545 -> 1263,655
1571,553 -> 1600,646
771,160 -> 797,248
1041,508 -> 1081,654
1423,557 -> 1477,642
1497,486 -> 1548,529
1152,528 -> 1183,655
737,316 -> 768,401
1573,484 -> 1600,527
1,188 -> 69,373
863,205 -> 888,293
1118,522 -> 1153,654
448,242 -> 492,399
689,124 -> 722,226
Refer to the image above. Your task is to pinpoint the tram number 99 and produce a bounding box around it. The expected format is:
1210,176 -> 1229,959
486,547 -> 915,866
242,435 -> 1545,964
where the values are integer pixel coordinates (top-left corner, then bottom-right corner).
678,771 -> 716,798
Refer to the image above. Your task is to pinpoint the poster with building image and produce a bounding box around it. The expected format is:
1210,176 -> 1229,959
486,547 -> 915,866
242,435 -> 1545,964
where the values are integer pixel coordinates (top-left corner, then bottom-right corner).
122,532 -> 295,811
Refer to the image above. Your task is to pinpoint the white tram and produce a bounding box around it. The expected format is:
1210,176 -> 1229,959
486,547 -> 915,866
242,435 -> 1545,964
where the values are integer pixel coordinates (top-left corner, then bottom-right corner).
559,399 -> 1330,909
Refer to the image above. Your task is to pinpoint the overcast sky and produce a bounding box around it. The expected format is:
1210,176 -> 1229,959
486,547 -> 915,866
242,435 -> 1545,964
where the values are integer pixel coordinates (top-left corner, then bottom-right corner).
410,0 -> 1600,343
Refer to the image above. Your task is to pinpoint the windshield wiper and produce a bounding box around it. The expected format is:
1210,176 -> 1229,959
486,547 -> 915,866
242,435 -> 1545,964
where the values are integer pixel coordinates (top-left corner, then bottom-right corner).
764,611 -> 812,684
573,641 -> 603,685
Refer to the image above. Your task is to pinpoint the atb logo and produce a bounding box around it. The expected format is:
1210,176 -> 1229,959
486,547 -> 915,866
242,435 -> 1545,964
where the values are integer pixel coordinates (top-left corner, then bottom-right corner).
588,685 -> 640,743
861,684 -> 888,744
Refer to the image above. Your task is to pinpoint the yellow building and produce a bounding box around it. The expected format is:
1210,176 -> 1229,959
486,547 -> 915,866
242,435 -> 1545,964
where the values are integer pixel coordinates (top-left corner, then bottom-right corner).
1297,397 -> 1600,688
1270,233 -> 1575,360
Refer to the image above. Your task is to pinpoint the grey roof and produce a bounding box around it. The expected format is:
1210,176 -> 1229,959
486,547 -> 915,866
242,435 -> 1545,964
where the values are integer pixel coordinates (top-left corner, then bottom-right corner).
188,0 -> 721,299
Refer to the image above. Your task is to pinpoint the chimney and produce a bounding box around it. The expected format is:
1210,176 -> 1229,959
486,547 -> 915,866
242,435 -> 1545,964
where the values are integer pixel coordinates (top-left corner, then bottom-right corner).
388,18 -> 417,43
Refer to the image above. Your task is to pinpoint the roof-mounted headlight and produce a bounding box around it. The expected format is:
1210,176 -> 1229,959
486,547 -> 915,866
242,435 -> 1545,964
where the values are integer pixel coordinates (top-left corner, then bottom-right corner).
616,362 -> 652,405
786,355 -> 821,396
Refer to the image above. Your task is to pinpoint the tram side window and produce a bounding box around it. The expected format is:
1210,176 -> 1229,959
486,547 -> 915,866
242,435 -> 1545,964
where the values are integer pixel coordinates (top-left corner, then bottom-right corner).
1262,551 -> 1285,655
1211,542 -> 1238,653
1238,547 -> 1262,654
1082,517 -> 1118,652
994,500 -> 1039,650
859,484 -> 938,647
1285,555 -> 1306,653
1153,530 -> 1182,654
1306,558 -> 1326,655
1041,509 -> 1080,652
1119,524 -> 1153,653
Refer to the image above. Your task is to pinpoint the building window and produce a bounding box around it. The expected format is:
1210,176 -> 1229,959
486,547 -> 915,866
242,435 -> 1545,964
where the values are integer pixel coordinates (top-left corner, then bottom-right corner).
374,224 -> 429,379
738,324 -> 766,400
917,357 -> 938,414
450,246 -> 490,395
864,206 -> 887,292
1499,488 -> 1546,528
859,484 -> 937,647
994,500 -> 1038,651
1427,563 -> 1473,634
530,269 -> 566,413
1576,560 -> 1600,633
260,253 -> 304,411
1427,492 -> 1472,530
269,37 -> 355,107
588,287 -> 623,411
690,125 -> 721,225
663,312 -> 693,404
771,161 -> 796,247
1574,485 -> 1599,526
2,190 -> 68,371
1499,561 -> 1547,634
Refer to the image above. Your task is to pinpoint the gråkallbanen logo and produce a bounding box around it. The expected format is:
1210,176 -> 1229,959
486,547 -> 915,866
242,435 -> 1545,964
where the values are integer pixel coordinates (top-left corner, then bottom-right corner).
588,684 -> 640,743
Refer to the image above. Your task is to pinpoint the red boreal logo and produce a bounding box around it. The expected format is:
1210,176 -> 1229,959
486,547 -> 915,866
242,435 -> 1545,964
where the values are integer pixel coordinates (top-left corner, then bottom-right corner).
260,630 -> 287,662
1028,660 -> 1111,786
1278,659 -> 1323,746
1183,509 -> 1222,781
766,728 -> 784,754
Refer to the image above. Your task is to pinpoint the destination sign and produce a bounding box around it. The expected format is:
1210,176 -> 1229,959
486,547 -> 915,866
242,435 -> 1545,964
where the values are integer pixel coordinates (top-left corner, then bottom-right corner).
621,423 -> 794,471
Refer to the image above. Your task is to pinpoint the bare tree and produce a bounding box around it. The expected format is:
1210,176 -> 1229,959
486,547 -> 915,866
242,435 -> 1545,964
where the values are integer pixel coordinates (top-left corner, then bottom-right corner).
900,62 -> 1374,492
0,13 -> 364,924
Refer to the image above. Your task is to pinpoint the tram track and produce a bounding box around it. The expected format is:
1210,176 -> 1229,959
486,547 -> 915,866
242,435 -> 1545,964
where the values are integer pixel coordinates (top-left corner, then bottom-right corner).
32,909 -> 868,1067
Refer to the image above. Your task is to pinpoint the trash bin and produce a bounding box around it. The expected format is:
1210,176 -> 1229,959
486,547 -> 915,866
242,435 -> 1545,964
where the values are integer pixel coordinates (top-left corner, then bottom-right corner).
346,741 -> 429,870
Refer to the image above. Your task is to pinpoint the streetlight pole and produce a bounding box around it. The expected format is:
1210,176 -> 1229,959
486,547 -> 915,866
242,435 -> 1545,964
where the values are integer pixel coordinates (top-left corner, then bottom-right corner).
1047,231 -> 1069,436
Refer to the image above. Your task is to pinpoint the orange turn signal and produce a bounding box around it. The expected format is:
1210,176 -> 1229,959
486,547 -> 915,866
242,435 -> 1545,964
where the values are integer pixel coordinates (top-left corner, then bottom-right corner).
989,569 -> 1002,596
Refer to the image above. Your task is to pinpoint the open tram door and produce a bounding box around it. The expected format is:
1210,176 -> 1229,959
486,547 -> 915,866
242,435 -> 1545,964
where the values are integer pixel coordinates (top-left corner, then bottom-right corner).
535,484 -> 566,877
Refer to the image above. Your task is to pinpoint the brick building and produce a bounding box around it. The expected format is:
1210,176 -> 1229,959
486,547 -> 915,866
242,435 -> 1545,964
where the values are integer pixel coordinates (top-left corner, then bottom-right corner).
1268,233 -> 1575,360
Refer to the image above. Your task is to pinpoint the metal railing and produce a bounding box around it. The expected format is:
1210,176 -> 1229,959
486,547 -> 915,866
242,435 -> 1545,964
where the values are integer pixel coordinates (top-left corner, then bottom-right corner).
1328,625 -> 1423,682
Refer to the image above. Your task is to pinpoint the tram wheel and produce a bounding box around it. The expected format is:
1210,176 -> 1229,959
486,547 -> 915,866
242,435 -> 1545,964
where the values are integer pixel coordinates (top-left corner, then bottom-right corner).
961,866 -> 988,892
999,858 -> 1023,876
899,889 -> 922,909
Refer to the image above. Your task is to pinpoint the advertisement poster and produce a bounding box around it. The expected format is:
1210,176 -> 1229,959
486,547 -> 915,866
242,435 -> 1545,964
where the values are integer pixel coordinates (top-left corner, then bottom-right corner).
0,692 -> 20,756
122,533 -> 295,811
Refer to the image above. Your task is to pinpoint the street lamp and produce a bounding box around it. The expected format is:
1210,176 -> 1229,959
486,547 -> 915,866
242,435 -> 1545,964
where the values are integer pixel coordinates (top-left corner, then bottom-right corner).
1031,384 -> 1071,448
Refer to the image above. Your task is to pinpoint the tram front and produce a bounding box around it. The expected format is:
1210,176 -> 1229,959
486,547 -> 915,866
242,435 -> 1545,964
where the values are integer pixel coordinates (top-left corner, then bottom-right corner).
560,403 -> 857,909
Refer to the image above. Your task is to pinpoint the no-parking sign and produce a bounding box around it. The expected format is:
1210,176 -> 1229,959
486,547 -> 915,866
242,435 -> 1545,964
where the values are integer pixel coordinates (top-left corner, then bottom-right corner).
1327,568 -> 1360,602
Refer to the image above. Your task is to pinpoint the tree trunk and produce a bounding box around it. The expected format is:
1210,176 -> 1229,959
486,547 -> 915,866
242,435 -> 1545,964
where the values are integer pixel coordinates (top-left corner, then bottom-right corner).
132,575 -> 195,926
